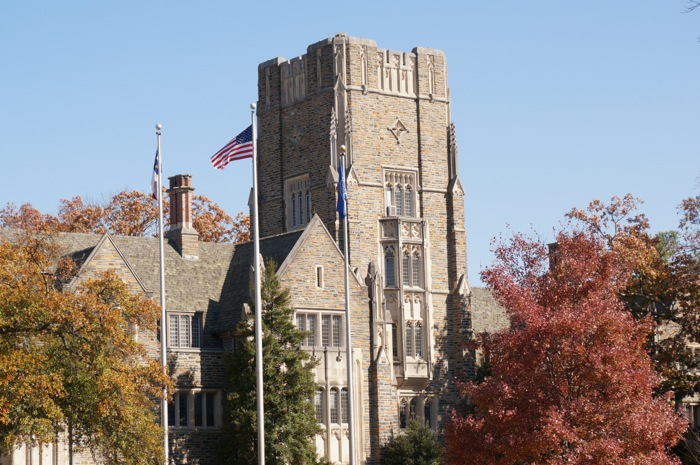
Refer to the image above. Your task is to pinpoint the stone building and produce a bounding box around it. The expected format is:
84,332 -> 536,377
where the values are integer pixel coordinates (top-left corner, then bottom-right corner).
253,33 -> 471,462
1,34 -> 508,465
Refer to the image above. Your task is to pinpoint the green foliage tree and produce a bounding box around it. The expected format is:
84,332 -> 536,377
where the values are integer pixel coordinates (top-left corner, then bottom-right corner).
219,259 -> 321,465
381,420 -> 442,465
0,230 -> 171,464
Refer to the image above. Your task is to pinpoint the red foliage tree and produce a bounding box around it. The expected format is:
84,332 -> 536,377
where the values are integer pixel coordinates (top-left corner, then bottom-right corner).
444,230 -> 686,465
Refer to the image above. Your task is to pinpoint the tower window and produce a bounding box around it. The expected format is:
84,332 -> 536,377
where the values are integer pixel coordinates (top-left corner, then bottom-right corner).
384,170 -> 417,217
411,251 -> 420,287
405,324 -> 413,357
400,245 -> 422,288
285,174 -> 311,230
384,246 -> 396,287
414,324 -> 423,357
402,251 -> 410,286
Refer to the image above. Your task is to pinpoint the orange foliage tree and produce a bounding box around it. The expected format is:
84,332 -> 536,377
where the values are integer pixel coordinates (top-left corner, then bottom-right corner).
568,195 -> 700,404
444,229 -> 686,465
0,230 -> 172,464
0,191 -> 250,243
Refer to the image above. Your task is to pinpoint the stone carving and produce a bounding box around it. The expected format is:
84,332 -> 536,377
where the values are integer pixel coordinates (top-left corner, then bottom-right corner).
360,46 -> 368,91
382,221 -> 395,238
376,49 -> 417,96
388,118 -> 408,144
346,167 -> 358,187
287,124 -> 303,149
281,58 -> 307,105
411,223 -> 421,238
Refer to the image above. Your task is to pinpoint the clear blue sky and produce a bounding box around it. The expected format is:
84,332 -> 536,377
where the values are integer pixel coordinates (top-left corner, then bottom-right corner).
1,1 -> 698,285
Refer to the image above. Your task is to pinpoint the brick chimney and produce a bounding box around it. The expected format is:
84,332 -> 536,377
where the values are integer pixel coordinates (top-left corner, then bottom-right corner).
166,174 -> 199,259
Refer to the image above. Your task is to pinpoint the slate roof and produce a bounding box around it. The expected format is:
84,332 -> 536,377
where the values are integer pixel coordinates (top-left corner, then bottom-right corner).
0,228 -> 237,345
215,229 -> 304,332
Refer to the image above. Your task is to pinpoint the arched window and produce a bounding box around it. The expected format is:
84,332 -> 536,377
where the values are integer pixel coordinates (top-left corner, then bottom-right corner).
285,175 -> 311,230
411,251 -> 420,287
414,324 -> 422,358
399,400 -> 407,429
314,389 -> 324,423
405,324 -> 413,357
404,186 -> 413,216
402,251 -> 410,286
394,186 -> 404,216
384,247 -> 396,287
409,398 -> 418,421
424,399 -> 432,429
340,388 -> 348,424
330,388 -> 339,424
298,192 -> 303,225
384,170 -> 417,218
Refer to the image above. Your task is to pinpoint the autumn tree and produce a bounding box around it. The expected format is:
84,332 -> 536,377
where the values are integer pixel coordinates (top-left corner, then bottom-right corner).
1,191 -> 250,243
219,259 -> 321,465
444,229 -> 686,465
568,195 -> 700,403
0,230 -> 172,464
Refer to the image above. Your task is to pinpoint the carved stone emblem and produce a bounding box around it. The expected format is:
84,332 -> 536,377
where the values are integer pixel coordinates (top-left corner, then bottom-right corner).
388,118 -> 408,144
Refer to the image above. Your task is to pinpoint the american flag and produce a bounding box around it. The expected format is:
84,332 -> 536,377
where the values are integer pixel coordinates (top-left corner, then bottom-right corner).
211,125 -> 254,170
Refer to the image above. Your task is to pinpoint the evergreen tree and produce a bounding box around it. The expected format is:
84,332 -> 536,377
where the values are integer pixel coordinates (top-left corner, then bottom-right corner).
220,259 -> 321,465
381,420 -> 443,465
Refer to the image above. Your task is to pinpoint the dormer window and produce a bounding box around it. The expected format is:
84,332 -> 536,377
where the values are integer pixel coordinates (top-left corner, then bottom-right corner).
168,312 -> 201,349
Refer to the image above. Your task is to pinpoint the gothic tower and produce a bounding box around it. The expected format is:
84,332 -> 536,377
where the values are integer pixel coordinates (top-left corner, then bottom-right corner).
256,33 -> 469,463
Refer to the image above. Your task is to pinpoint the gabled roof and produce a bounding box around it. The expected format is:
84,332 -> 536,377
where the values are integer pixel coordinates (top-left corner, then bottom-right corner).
215,228 -> 304,332
215,214 -> 363,332
64,233 -> 151,295
0,228 -> 236,317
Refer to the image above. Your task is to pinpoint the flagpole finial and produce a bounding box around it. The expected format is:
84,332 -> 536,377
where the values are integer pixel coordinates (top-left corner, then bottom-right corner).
340,145 -> 346,154
250,103 -> 256,110
156,123 -> 162,130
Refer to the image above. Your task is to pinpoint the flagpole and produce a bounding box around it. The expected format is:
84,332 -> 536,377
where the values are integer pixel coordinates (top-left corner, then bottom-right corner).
250,104 -> 265,465
155,123 -> 169,465
339,146 -> 357,465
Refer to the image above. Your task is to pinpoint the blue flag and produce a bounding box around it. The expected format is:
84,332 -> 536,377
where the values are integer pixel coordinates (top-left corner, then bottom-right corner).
337,162 -> 347,219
